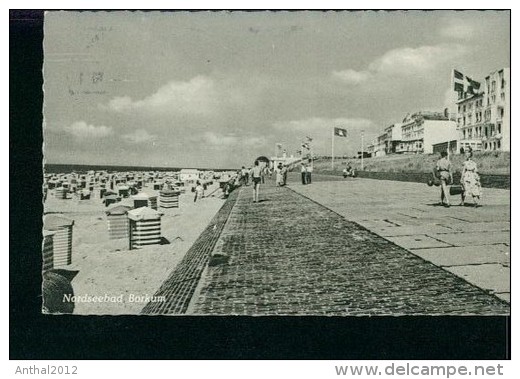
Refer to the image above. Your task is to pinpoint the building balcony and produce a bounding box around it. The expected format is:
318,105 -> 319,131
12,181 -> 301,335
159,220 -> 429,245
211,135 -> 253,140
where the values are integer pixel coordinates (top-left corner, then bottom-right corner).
482,133 -> 502,141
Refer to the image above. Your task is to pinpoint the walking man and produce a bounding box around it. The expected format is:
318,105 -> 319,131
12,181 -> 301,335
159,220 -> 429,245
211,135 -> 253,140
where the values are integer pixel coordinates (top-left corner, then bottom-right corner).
251,160 -> 262,203
435,151 -> 453,207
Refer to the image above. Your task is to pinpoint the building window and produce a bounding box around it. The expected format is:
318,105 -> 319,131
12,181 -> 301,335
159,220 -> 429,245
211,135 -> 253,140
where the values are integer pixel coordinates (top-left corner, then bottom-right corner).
463,117 -> 466,126
497,141 -> 501,149
468,115 -> 472,125
498,124 -> 501,134
492,95 -> 496,104
501,93 -> 505,101
484,127 -> 488,138
463,105 -> 466,112
491,80 -> 496,93
485,143 -> 488,150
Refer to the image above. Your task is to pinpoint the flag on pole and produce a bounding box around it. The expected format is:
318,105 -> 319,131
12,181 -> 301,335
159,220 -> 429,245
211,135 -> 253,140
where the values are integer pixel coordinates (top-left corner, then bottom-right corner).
467,76 -> 481,94
453,69 -> 481,98
301,142 -> 309,150
453,69 -> 464,80
334,127 -> 347,137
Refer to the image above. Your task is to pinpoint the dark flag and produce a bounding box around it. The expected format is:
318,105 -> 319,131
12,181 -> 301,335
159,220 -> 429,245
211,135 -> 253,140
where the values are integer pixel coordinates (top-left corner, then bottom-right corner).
467,77 -> 481,94
334,127 -> 347,137
453,69 -> 481,97
454,69 -> 464,80
454,82 -> 464,93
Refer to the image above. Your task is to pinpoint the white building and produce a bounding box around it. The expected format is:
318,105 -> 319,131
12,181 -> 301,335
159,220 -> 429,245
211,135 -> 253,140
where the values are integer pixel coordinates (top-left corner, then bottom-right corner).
385,123 -> 403,154
456,68 -> 510,152
398,112 -> 458,154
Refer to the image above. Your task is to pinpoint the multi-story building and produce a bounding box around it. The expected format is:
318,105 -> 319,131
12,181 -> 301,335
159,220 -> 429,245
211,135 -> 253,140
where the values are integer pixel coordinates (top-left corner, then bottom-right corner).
383,123 -> 402,154
373,134 -> 387,157
366,143 -> 375,157
456,68 -> 510,152
398,111 -> 458,154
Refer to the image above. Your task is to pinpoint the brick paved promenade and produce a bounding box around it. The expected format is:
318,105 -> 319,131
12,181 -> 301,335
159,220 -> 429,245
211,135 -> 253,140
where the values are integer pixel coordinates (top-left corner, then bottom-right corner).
182,178 -> 509,315
289,173 -> 510,303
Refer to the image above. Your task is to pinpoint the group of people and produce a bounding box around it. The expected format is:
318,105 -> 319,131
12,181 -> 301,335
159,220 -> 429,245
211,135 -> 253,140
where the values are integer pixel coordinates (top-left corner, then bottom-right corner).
434,148 -> 482,208
300,161 -> 313,185
275,163 -> 288,187
342,162 -> 356,178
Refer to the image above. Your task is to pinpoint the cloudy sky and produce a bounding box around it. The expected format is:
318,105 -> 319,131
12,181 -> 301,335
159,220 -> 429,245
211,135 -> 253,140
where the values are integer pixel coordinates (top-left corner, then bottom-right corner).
43,11 -> 509,168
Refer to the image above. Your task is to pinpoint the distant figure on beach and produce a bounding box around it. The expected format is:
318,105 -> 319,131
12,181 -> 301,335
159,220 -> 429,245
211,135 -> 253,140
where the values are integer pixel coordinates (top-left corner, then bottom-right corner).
435,151 -> 453,207
194,181 -> 204,202
460,148 -> 482,207
306,159 -> 313,184
276,163 -> 284,186
301,162 -> 307,185
281,164 -> 288,185
250,160 -> 262,203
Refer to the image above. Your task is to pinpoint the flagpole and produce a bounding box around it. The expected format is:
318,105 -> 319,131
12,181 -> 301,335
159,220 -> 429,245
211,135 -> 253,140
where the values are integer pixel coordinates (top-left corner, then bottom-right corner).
361,130 -> 364,171
331,128 -> 335,170
311,143 -> 313,170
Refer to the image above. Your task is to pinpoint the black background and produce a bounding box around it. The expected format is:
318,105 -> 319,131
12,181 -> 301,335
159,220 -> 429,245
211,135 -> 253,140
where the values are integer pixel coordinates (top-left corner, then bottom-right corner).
10,9 -> 510,360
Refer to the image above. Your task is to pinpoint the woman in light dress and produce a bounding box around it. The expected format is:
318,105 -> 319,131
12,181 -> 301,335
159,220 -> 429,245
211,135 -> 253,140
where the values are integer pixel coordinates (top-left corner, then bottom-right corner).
275,163 -> 284,186
460,148 -> 482,207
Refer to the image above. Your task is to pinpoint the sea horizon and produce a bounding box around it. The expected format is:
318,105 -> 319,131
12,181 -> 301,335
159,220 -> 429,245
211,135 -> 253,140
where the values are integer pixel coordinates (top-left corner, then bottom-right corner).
44,163 -> 239,174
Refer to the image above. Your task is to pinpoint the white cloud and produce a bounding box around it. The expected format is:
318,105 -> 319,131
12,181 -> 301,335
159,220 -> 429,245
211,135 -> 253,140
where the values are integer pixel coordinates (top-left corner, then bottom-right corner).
107,76 -> 219,115
439,20 -> 475,40
63,121 -> 113,139
274,117 -> 374,135
334,44 -> 469,84
202,132 -> 266,148
122,129 -> 156,144
369,44 -> 468,75
332,69 -> 371,84
203,132 -> 238,146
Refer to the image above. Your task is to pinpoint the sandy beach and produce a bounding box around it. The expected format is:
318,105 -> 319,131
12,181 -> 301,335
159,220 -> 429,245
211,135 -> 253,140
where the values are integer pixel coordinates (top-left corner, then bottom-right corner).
44,182 -> 225,315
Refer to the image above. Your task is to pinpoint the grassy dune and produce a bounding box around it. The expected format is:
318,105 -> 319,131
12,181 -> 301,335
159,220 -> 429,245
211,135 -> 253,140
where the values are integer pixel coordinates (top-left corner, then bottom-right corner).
314,151 -> 510,175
